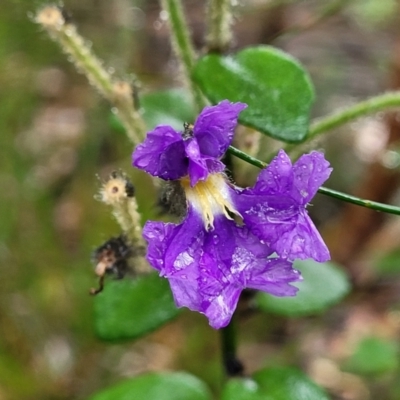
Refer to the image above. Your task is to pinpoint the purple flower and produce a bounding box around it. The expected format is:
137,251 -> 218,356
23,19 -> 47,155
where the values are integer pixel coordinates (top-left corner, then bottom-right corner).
133,100 -> 247,186
143,206 -> 301,329
132,101 -> 318,328
236,150 -> 332,262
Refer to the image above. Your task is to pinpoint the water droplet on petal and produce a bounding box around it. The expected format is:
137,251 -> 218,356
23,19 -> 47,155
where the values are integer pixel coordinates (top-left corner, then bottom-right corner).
300,189 -> 308,198
292,235 -> 305,252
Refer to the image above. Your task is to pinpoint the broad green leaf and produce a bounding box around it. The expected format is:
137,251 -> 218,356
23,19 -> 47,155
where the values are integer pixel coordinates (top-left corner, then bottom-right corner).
94,273 -> 179,341
221,378 -> 262,400
141,89 -> 196,130
193,46 -> 314,142
345,337 -> 398,375
109,89 -> 195,134
221,368 -> 330,400
253,367 -> 330,400
256,260 -> 350,317
89,372 -> 212,400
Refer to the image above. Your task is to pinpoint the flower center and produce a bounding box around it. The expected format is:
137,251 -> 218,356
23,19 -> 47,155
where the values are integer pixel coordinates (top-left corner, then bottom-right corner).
181,173 -> 241,230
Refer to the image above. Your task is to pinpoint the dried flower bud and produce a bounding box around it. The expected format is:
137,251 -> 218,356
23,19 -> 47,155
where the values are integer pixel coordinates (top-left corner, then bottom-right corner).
96,171 -> 151,275
90,235 -> 132,295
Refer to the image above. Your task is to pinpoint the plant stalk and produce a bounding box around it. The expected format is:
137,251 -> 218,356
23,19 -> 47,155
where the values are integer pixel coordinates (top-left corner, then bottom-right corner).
160,0 -> 206,111
228,145 -> 400,216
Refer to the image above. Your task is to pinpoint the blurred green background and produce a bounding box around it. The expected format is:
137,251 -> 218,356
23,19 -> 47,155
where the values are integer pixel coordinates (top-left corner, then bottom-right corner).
2,0 -> 400,399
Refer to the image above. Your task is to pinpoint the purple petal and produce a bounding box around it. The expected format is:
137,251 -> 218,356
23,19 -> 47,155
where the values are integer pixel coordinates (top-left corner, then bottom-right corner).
132,125 -> 187,180
236,192 -> 299,244
292,151 -> 332,204
143,208 -> 205,311
238,193 -> 330,262
194,101 -> 247,158
202,285 -> 242,329
246,258 -> 301,296
205,158 -> 225,174
143,221 -> 175,272
168,266 -> 202,311
143,204 -> 301,328
184,137 -> 209,186
251,149 -> 294,196
238,150 -> 331,262
229,225 -> 301,295
270,210 -> 330,262
194,219 -> 253,328
143,208 -> 204,274
250,150 -> 332,205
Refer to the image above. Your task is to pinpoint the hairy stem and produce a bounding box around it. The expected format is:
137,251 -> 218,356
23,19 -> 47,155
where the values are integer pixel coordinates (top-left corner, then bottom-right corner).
309,91 -> 400,139
160,0 -> 206,111
98,172 -> 151,274
206,0 -> 233,53
35,5 -> 146,144
228,145 -> 400,216
283,91 -> 400,157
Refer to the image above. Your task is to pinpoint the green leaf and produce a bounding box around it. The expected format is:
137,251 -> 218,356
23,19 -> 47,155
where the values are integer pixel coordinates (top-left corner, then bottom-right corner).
221,379 -> 262,400
256,260 -> 350,317
94,273 -> 180,341
89,372 -> 212,400
193,46 -> 314,142
109,89 -> 196,134
345,337 -> 399,375
254,367 -> 330,400
141,89 -> 196,130
221,368 -> 330,400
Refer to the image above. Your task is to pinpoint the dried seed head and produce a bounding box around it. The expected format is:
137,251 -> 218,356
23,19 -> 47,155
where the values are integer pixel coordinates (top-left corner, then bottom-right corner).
98,171 -> 135,205
36,6 -> 65,31
90,235 -> 132,295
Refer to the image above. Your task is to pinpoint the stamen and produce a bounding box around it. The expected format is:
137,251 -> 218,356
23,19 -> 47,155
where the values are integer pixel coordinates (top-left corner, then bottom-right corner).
181,174 -> 241,230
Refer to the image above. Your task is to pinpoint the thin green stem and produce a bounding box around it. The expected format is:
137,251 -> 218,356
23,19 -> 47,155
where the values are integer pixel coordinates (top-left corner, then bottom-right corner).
220,318 -> 243,377
206,0 -> 233,53
229,145 -> 266,169
283,91 -> 400,157
161,0 -> 206,111
317,186 -> 400,215
228,145 -> 400,216
309,91 -> 400,139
